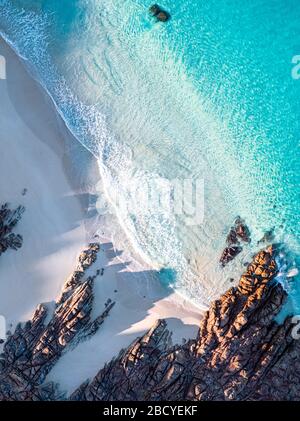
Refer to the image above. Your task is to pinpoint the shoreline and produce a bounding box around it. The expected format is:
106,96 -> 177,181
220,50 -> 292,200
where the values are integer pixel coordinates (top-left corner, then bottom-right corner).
0,36 -> 87,325
0,36 -> 203,392
0,33 -> 210,311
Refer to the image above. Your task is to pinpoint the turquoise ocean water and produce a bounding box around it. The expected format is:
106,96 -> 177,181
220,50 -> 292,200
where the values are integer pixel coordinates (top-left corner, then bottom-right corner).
0,0 -> 299,310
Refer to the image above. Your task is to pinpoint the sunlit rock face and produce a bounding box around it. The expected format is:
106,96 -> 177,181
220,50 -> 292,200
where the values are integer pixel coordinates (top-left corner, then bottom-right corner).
0,242 -> 299,401
0,243 -> 115,401
72,246 -> 300,401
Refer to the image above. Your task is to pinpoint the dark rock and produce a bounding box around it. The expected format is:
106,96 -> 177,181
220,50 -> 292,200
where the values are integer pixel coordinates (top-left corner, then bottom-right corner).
156,11 -> 170,22
220,246 -> 242,267
226,227 -> 238,245
149,4 -> 171,22
235,216 -> 251,243
221,217 -> 250,266
0,203 -> 24,257
149,4 -> 161,15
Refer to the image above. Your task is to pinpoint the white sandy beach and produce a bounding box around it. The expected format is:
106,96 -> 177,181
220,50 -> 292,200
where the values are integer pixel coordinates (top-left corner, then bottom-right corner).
0,38 -> 87,325
0,37 -> 202,394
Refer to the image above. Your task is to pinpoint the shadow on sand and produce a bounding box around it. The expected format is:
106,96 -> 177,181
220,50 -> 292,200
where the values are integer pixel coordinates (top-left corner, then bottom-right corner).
46,241 -> 201,394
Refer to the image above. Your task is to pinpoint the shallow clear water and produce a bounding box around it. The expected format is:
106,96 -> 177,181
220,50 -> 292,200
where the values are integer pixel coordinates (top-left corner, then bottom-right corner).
1,0 -> 299,308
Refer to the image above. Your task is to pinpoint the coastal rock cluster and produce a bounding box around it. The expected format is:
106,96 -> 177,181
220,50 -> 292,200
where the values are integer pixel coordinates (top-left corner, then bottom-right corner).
0,243 -> 115,400
220,216 -> 251,266
0,203 -> 24,256
0,230 -> 299,400
71,245 -> 300,400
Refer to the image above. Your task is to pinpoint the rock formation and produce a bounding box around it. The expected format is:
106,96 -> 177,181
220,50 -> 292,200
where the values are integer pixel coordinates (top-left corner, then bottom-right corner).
149,4 -> 171,22
220,245 -> 242,267
220,216 -> 251,266
0,233 -> 299,400
0,243 -> 115,400
71,245 -> 300,401
0,203 -> 24,256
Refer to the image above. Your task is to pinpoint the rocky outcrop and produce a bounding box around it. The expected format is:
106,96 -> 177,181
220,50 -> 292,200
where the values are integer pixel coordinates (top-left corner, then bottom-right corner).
0,243 -> 115,400
71,245 -> 300,401
1,240 -> 299,401
0,203 -> 24,256
57,243 -> 100,305
220,216 -> 251,266
149,4 -> 171,22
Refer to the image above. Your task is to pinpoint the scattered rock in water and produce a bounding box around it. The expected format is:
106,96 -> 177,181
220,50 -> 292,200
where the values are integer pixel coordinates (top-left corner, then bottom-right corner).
226,217 -> 251,246
220,245 -> 242,267
221,217 -> 250,266
149,4 -> 160,15
100,268 -> 104,276
235,216 -> 251,243
149,4 -> 171,22
226,227 -> 238,245
156,11 -> 169,22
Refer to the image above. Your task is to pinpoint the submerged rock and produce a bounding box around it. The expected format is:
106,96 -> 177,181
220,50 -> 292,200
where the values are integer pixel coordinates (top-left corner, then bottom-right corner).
149,4 -> 171,22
